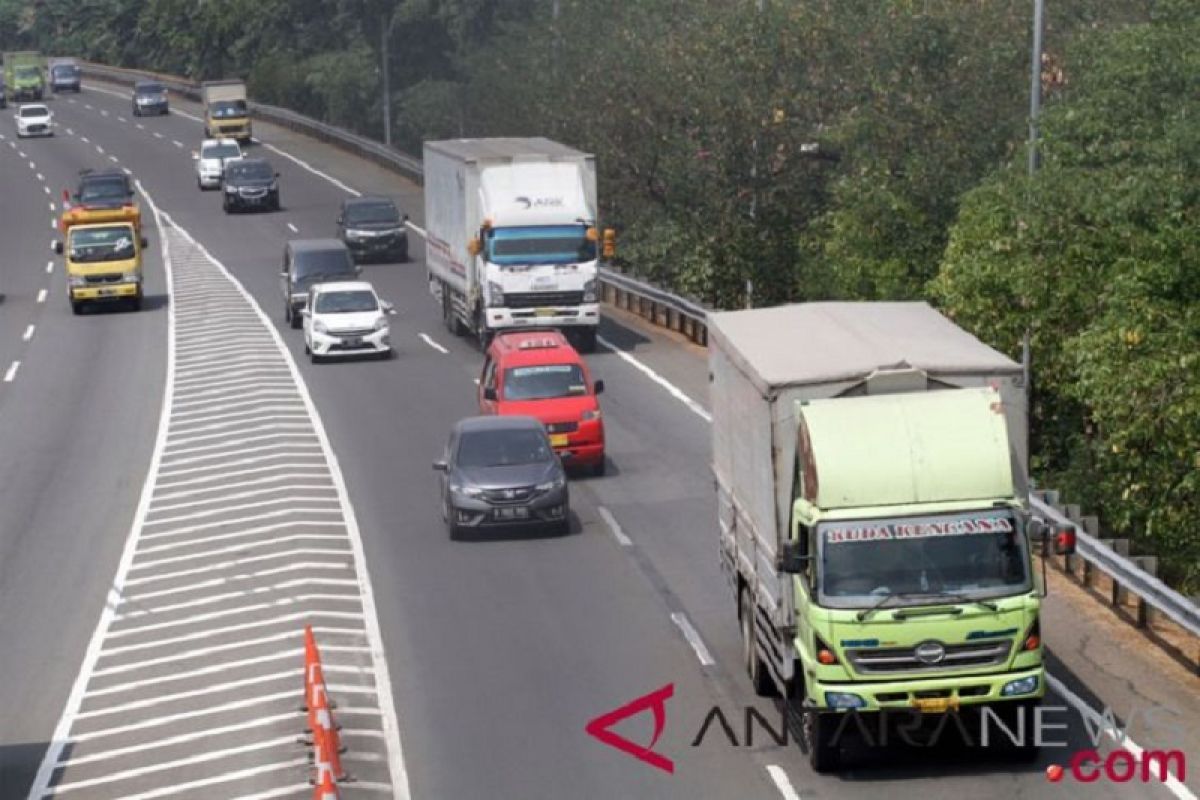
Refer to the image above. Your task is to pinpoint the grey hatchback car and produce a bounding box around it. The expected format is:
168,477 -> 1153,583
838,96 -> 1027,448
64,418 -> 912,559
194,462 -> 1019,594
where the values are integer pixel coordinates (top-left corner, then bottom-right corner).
434,416 -> 569,539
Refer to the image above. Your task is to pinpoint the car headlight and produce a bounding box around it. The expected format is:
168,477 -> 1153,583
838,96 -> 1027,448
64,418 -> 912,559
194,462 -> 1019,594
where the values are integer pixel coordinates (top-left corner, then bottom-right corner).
345,229 -> 368,240
1001,676 -> 1040,697
224,185 -> 237,193
487,281 -> 505,307
583,278 -> 597,303
536,476 -> 566,492
312,320 -> 328,334
450,484 -> 483,498
581,409 -> 601,422
373,316 -> 388,332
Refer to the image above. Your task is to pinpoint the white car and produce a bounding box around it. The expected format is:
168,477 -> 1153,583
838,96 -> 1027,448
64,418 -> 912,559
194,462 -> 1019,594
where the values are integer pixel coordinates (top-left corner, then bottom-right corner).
195,138 -> 242,190
15,104 -> 52,138
302,281 -> 395,362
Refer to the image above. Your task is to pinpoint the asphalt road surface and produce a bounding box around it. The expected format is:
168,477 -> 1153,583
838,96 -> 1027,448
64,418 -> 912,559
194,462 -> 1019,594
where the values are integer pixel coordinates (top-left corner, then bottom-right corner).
0,84 -> 1191,800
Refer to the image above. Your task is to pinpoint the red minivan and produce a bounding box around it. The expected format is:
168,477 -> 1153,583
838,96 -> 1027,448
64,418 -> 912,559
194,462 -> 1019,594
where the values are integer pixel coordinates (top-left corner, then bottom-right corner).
479,330 -> 606,475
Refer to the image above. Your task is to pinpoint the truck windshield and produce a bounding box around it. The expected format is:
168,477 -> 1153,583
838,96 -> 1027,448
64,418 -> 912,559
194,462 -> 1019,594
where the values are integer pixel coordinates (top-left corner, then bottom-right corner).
15,67 -> 39,80
211,100 -> 247,119
503,364 -> 588,400
818,510 -> 1030,608
69,227 -> 136,263
487,225 -> 596,266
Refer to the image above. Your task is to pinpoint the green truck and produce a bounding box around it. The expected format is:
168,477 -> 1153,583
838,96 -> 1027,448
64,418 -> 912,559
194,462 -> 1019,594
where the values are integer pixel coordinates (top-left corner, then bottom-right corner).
4,51 -> 44,101
711,302 -> 1075,771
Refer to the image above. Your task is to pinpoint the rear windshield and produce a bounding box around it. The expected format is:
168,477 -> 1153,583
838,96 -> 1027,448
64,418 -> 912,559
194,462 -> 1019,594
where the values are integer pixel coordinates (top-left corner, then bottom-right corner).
294,249 -> 353,278
345,202 -> 399,225
456,428 -> 552,468
503,364 -> 588,401
69,227 -> 136,263
79,178 -> 129,204
314,290 -> 377,314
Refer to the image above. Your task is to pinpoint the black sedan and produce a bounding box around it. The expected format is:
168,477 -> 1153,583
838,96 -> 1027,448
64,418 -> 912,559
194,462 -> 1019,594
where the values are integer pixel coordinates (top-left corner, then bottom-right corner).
434,416 -> 569,539
131,80 -> 169,116
338,196 -> 409,262
223,158 -> 281,213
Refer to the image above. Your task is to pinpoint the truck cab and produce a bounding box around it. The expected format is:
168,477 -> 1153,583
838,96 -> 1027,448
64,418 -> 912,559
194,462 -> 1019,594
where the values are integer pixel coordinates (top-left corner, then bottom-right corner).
479,330 -> 606,475
54,221 -> 147,313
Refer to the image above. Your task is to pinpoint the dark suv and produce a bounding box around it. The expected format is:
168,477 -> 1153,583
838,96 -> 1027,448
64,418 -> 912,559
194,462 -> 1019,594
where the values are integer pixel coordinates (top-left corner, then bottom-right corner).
131,81 -> 168,116
223,158 -> 280,213
280,239 -> 361,328
337,196 -> 410,263
434,415 -> 570,539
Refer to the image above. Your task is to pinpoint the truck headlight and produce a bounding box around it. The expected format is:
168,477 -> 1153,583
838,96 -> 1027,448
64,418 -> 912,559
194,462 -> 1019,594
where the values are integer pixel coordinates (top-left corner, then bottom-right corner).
68,275 -> 87,287
122,273 -> 142,283
1001,676 -> 1039,697
824,692 -> 867,709
487,281 -> 505,307
583,278 -> 597,303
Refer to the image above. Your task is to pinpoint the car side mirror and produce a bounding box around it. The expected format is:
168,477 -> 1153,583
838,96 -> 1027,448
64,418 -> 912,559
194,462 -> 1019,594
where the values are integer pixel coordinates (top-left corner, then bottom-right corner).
432,460 -> 448,472
336,216 -> 343,225
593,379 -> 605,394
300,308 -> 310,317
403,213 -> 410,222
280,270 -> 288,278
381,301 -> 396,315
140,237 -> 148,249
275,172 -> 280,179
192,153 -> 199,161
778,539 -> 810,574
355,265 -> 363,275
52,240 -> 63,254
483,387 -> 497,401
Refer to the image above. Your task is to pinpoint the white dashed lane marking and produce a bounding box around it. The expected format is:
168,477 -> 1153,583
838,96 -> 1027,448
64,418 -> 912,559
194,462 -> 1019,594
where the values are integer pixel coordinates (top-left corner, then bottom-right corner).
28,197 -> 410,799
37,289 -> 47,303
4,361 -> 20,382
23,325 -> 35,342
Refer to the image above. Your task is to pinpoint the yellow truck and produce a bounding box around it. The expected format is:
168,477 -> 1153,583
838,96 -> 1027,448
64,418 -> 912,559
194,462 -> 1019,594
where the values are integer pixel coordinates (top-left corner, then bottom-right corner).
202,79 -> 252,142
60,169 -> 142,236
54,220 -> 147,313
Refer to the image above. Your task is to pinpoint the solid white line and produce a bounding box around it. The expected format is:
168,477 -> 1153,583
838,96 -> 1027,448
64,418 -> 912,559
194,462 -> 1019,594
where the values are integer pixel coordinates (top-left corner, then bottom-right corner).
137,515 -> 344,550
37,288 -> 47,303
116,578 -> 359,620
1045,674 -> 1195,800
157,443 -> 323,472
148,484 -> 335,516
156,460 -> 323,488
161,213 -> 410,796
597,505 -> 633,546
25,178 -> 179,799
45,260 -> 53,273
99,610 -> 362,656
123,549 -> 354,587
74,673 -> 301,719
4,361 -> 20,382
66,692 -> 297,743
161,430 -> 317,458
86,650 -> 308,696
170,406 -> 308,430
165,420 -> 314,448
175,108 -> 203,123
106,594 -> 361,637
49,736 -> 299,793
597,334 -> 712,422
258,140 -> 362,196
96,759 -> 311,800
766,765 -> 803,800
129,532 -> 352,571
58,712 -> 299,766
670,612 -> 715,666
419,332 -> 449,354
286,222 -> 298,233
22,325 -> 35,342
154,471 -> 330,502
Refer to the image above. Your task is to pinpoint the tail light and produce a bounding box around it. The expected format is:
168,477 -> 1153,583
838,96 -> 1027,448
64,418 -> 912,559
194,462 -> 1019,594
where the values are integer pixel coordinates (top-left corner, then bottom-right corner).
1053,524 -> 1077,556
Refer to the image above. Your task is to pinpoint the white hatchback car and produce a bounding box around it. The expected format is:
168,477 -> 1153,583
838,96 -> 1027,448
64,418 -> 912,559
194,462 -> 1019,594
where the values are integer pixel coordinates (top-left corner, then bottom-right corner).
195,138 -> 242,189
15,104 -> 52,138
302,281 -> 395,362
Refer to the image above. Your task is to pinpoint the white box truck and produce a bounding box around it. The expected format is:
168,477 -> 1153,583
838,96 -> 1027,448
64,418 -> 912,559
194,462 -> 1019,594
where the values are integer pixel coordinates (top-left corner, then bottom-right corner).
423,138 -> 609,352
712,302 -> 1073,771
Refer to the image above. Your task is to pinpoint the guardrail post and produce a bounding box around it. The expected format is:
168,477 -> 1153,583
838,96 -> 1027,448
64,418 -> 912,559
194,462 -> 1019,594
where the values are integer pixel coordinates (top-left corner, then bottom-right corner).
1131,557 -> 1159,627
1100,538 -> 1131,606
1080,516 -> 1100,588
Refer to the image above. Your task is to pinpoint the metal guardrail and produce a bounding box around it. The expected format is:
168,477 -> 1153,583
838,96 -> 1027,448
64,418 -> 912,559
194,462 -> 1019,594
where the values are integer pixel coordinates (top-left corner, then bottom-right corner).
73,63 -> 1200,640
1031,493 -> 1200,643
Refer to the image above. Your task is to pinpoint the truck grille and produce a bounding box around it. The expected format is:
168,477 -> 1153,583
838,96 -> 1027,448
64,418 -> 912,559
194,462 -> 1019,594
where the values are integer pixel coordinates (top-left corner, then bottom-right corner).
85,274 -> 124,285
505,291 -> 584,309
848,639 -> 1011,674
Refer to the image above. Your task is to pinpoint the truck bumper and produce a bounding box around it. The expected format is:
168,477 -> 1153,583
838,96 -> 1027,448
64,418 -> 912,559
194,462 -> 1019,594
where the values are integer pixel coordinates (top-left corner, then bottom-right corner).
810,665 -> 1045,712
71,282 -> 141,302
484,303 -> 600,330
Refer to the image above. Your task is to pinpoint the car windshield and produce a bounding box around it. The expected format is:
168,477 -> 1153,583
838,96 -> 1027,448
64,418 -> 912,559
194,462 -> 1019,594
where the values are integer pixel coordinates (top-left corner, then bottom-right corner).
227,162 -> 273,180
211,100 -> 246,119
818,511 -> 1030,608
136,83 -> 164,95
69,227 -> 136,263
19,106 -> 47,118
294,249 -> 353,280
78,178 -> 129,204
53,66 -> 79,76
503,364 -> 588,401
487,225 -> 596,266
314,290 -> 377,314
345,202 -> 399,225
202,143 -> 240,160
457,428 -> 552,468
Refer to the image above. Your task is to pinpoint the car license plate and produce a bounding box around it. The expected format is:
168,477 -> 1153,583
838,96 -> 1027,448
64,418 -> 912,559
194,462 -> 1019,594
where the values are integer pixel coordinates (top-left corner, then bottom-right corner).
911,697 -> 958,713
99,288 -> 116,297
343,336 -> 363,347
549,433 -> 569,447
532,276 -> 557,289
535,308 -> 557,317
494,507 -> 530,520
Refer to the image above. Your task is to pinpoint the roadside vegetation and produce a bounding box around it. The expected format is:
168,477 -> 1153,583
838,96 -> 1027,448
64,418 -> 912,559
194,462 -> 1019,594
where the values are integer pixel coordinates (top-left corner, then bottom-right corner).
2,0 -> 1194,590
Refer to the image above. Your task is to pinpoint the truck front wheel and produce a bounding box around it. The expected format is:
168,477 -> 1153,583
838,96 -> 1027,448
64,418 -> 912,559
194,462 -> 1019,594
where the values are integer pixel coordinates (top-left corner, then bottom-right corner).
804,710 -> 843,773
576,327 -> 597,353
739,587 -> 776,697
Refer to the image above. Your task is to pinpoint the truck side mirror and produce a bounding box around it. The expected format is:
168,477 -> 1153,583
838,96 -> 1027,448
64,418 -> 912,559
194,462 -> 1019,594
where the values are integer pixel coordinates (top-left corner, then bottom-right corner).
432,460 -> 448,472
52,240 -> 63,254
593,379 -> 605,394
602,228 -> 616,259
467,238 -> 482,257
778,540 -> 809,574
140,237 -> 149,249
482,387 -> 497,401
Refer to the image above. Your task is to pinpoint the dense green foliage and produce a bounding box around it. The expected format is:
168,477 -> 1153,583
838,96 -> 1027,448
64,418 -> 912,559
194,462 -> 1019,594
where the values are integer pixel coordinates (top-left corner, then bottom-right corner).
2,0 -> 1194,587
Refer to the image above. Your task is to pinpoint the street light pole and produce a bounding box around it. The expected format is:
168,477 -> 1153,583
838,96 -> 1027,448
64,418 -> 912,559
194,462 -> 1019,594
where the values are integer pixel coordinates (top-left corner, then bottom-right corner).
1027,0 -> 1045,176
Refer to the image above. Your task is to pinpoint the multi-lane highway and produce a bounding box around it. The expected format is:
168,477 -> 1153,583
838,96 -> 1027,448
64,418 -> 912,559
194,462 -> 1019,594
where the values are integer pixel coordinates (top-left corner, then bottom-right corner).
0,83 -> 1193,799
